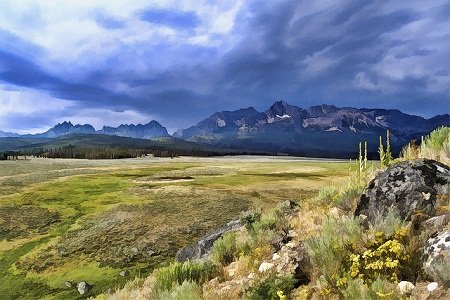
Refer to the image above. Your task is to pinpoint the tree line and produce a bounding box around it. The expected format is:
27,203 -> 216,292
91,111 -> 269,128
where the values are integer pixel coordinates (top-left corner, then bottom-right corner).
0,144 -> 265,160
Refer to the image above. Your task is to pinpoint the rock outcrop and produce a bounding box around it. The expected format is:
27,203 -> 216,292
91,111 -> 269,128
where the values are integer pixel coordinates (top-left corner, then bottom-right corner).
275,241 -> 311,285
422,228 -> 450,285
176,219 -> 243,262
355,159 -> 449,224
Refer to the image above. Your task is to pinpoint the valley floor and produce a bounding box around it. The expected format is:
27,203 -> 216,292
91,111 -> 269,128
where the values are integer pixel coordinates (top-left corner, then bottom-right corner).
0,156 -> 349,299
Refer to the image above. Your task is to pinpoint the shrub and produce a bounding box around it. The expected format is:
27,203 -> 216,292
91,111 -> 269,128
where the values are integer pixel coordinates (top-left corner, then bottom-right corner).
422,126 -> 450,151
244,273 -> 297,300
153,260 -> 218,292
344,209 -> 409,283
313,185 -> 340,206
346,229 -> 409,283
306,211 -> 412,298
400,126 -> 450,164
155,280 -> 203,300
241,209 -> 262,232
246,245 -> 273,270
252,212 -> 276,233
400,142 -> 419,160
369,207 -> 405,238
368,276 -> 400,299
211,232 -> 240,266
305,216 -> 363,283
331,180 -> 366,212
341,277 -> 369,299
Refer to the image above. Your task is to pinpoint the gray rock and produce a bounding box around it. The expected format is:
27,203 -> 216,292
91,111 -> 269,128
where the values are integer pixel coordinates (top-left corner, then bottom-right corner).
277,200 -> 299,211
64,281 -> 72,288
397,281 -> 415,295
355,159 -> 450,224
146,250 -> 158,257
276,241 -> 311,285
176,219 -> 242,262
422,228 -> 450,286
422,214 -> 450,231
77,281 -> 92,295
119,270 -> 130,277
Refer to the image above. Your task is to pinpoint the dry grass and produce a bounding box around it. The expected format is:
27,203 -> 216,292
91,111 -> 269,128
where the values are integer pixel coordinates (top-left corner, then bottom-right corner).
0,156 -> 348,299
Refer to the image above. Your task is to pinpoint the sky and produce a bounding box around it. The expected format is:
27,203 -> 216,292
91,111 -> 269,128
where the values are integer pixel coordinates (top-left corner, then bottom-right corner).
0,0 -> 449,134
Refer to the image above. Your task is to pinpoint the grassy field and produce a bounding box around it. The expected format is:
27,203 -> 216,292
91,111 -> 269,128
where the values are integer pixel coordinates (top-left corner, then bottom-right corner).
0,156 -> 349,299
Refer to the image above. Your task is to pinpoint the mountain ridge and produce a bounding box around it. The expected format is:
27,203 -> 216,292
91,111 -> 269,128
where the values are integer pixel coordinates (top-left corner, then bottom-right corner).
173,101 -> 449,157
1,101 -> 449,158
16,120 -> 170,140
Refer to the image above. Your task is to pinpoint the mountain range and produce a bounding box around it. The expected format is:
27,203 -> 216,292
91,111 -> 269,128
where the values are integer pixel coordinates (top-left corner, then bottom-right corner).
0,131 -> 20,138
173,101 -> 449,156
1,101 -> 449,157
20,121 -> 170,139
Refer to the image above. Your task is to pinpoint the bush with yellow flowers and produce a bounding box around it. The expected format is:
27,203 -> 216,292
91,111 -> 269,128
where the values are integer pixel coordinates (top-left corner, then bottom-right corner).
347,227 -> 409,283
306,213 -> 413,298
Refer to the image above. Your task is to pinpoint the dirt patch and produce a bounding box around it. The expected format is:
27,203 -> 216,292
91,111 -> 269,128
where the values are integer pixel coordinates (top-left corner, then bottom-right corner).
0,205 -> 60,240
133,177 -> 195,184
268,166 -> 327,174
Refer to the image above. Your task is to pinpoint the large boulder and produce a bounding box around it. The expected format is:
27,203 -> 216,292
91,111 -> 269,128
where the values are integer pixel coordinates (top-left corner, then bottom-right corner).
355,159 -> 449,224
176,219 -> 242,262
422,228 -> 450,286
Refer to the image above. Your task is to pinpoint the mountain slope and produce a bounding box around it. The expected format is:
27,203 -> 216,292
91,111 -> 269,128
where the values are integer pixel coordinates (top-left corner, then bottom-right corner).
174,101 -> 450,157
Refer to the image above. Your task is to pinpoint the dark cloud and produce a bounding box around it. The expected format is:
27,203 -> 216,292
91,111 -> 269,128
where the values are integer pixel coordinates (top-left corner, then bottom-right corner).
1,0 -> 449,133
0,49 -> 139,112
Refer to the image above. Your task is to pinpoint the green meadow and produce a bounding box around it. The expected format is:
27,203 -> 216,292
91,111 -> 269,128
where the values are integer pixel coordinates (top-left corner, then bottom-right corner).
0,156 -> 348,299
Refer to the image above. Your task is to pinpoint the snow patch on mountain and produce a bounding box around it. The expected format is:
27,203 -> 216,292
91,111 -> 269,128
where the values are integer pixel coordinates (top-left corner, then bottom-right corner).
326,127 -> 342,132
217,119 -> 226,127
375,116 -> 388,127
276,114 -> 291,119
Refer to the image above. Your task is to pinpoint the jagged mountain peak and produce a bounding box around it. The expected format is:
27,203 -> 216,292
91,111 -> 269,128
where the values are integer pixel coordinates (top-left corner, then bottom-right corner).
212,106 -> 258,118
10,120 -> 170,139
59,121 -> 73,125
40,121 -> 96,138
98,120 -> 169,139
266,100 -> 304,118
268,100 -> 294,110
306,104 -> 338,117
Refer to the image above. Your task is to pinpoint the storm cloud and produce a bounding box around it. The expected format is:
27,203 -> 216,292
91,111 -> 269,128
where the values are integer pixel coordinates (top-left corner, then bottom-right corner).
0,0 -> 449,133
